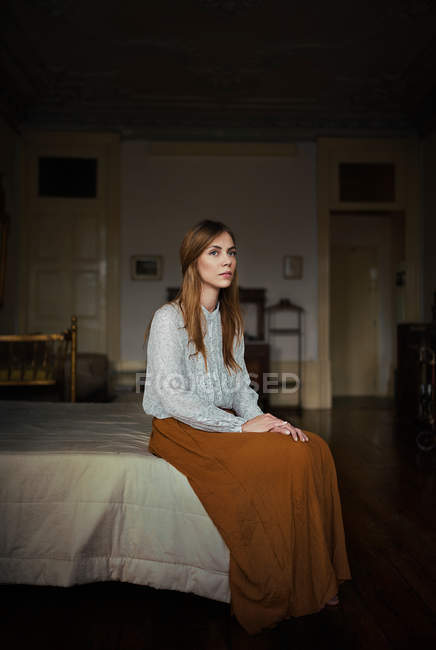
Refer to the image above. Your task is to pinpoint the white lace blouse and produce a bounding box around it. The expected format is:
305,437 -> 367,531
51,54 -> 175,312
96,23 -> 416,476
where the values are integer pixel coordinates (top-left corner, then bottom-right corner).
142,300 -> 264,432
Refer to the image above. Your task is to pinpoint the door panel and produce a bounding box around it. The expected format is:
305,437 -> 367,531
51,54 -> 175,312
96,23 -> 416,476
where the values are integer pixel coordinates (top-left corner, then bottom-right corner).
331,245 -> 379,395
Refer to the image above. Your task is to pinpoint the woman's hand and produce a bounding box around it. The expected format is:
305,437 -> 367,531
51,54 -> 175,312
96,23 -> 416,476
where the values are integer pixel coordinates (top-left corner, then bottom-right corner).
268,423 -> 309,442
242,414 -> 309,441
241,413 -> 285,432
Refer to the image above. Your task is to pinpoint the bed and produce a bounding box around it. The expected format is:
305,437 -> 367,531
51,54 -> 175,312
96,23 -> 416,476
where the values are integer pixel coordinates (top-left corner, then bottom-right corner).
0,315 -> 78,402
0,399 -> 231,604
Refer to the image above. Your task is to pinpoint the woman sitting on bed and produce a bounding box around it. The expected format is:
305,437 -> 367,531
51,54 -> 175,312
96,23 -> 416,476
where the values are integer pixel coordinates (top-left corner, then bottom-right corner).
142,219 -> 351,636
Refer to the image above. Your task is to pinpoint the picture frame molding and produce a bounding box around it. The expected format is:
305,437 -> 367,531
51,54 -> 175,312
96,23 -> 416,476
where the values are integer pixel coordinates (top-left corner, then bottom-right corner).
131,254 -> 163,281
283,254 -> 303,280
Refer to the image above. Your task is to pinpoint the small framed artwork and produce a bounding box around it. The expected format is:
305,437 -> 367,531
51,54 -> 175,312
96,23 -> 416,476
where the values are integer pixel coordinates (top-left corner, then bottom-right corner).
131,255 -> 163,280
283,255 -> 303,279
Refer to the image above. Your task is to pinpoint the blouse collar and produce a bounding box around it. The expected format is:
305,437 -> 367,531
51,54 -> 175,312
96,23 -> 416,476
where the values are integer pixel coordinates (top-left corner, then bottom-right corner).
201,300 -> 220,320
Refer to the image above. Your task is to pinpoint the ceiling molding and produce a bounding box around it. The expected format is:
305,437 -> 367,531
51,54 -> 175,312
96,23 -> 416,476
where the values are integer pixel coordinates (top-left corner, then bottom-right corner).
2,0 -> 436,137
148,141 -> 297,155
198,0 -> 263,14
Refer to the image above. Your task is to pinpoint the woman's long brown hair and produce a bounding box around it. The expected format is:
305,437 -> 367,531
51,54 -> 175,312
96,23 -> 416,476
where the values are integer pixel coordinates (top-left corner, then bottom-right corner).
143,219 -> 244,374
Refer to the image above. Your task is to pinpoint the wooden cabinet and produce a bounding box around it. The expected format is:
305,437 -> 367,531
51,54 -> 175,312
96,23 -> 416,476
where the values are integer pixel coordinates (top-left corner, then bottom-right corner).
396,291 -> 436,425
245,342 -> 270,410
265,298 -> 304,413
396,322 -> 432,420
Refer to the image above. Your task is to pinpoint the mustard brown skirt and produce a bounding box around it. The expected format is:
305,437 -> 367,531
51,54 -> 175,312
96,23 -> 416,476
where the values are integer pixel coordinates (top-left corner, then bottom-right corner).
149,411 -> 352,635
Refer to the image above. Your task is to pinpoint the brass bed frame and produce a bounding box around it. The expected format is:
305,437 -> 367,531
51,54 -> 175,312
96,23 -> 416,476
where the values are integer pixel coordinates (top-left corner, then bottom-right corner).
0,315 -> 78,402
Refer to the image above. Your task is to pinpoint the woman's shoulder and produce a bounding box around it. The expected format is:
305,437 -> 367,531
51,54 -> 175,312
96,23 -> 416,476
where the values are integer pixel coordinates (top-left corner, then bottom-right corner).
153,301 -> 184,326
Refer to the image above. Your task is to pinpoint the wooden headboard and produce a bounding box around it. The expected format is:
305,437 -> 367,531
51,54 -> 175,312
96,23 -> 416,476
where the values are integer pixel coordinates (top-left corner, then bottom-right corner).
0,315 -> 78,402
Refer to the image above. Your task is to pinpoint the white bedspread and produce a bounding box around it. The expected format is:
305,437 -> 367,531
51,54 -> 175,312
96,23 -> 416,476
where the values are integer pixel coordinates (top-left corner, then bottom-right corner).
0,400 -> 230,602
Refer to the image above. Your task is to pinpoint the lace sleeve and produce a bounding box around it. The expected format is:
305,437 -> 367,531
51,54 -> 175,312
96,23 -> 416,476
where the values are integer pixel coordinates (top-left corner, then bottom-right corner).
143,307 -> 247,432
231,334 -> 264,421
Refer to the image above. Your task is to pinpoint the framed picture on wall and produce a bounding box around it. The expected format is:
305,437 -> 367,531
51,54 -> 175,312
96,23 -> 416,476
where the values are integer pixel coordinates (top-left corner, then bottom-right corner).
283,255 -> 303,279
131,255 -> 163,280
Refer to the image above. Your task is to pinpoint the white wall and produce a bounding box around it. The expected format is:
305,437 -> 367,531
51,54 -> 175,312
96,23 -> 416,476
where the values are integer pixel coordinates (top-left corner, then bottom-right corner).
120,141 -> 318,366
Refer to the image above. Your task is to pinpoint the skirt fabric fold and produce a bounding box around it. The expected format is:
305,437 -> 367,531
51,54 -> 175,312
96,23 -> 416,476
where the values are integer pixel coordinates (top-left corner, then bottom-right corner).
149,410 -> 351,635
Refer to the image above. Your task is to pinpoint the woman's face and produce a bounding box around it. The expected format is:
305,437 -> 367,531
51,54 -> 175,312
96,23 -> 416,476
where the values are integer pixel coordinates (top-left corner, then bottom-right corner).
196,231 -> 237,291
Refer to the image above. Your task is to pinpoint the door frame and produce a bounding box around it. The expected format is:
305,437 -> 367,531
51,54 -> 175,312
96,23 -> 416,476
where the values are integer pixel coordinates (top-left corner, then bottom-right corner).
317,137 -> 422,408
17,130 -> 120,367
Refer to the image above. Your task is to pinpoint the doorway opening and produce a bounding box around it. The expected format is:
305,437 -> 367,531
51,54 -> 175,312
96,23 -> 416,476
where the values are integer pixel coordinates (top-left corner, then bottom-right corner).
329,211 -> 405,399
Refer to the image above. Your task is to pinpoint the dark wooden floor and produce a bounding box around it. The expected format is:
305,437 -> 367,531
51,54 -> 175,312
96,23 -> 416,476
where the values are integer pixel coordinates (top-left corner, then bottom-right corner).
2,397 -> 436,650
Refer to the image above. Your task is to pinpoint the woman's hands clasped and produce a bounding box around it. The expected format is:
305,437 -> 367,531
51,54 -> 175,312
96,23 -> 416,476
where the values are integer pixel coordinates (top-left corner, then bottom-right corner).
241,413 -> 309,442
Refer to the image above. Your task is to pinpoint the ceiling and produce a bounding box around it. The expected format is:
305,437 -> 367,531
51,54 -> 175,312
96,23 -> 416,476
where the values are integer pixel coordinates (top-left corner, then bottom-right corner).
2,0 -> 436,139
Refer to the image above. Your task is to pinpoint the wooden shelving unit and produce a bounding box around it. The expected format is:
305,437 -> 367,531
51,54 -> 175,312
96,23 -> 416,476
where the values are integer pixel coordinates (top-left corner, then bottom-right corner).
265,298 -> 304,413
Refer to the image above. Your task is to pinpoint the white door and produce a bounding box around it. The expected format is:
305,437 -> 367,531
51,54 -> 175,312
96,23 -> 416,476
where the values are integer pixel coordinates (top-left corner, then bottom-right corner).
330,245 -> 379,395
20,132 -> 120,357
